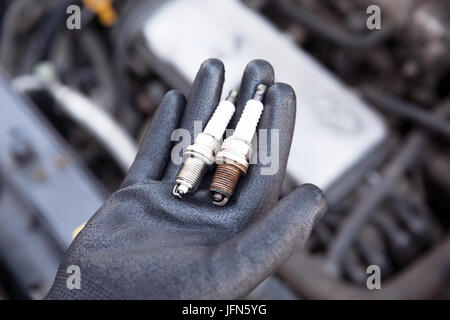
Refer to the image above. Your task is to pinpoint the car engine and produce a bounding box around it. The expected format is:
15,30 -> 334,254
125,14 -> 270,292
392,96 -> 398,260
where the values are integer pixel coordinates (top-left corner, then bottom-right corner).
0,0 -> 449,299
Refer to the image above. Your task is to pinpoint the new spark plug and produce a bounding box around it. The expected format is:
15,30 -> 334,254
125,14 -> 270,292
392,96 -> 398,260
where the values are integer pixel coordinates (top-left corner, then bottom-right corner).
210,84 -> 267,206
173,89 -> 238,198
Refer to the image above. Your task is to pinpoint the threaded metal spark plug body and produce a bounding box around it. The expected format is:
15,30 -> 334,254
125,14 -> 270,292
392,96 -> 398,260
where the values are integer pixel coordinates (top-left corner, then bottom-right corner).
210,84 -> 267,206
173,89 -> 238,198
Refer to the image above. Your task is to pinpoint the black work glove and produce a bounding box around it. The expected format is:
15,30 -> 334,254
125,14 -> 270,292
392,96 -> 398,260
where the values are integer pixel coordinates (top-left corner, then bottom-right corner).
46,59 -> 327,299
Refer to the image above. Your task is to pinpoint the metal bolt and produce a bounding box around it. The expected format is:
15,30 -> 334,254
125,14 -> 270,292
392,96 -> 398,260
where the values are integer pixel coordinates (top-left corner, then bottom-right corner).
210,84 -> 267,206
173,89 -> 238,198
9,130 -> 35,167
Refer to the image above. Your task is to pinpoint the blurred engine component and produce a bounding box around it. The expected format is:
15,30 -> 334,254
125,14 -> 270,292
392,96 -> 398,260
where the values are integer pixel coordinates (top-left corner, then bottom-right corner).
258,0 -> 450,298
12,71 -> 138,172
0,73 -> 105,298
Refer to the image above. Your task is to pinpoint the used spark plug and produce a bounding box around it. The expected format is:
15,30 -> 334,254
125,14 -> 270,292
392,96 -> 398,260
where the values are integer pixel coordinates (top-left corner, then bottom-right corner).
173,89 -> 238,198
210,84 -> 267,206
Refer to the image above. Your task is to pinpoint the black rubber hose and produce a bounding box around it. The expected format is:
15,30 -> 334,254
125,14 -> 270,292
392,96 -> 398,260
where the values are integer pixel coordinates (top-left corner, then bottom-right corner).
278,0 -> 393,50
0,0 -> 29,70
20,0 -> 81,74
363,88 -> 450,141
279,236 -> 450,299
111,0 -> 166,111
326,100 -> 450,273
78,30 -> 115,111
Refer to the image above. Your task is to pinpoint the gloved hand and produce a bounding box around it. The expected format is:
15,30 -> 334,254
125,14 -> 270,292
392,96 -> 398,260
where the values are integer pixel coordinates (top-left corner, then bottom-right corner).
46,59 -> 327,299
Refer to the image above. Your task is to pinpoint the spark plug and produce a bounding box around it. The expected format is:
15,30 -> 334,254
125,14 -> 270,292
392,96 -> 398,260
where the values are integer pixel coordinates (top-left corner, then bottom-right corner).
210,84 -> 267,206
173,89 -> 238,198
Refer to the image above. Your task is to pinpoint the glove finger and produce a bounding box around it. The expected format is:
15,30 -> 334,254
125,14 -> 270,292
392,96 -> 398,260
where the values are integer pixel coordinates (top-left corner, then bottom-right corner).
232,83 -> 297,215
163,58 -> 225,181
228,59 -> 274,129
122,90 -> 186,186
199,60 -> 274,201
212,184 -> 327,299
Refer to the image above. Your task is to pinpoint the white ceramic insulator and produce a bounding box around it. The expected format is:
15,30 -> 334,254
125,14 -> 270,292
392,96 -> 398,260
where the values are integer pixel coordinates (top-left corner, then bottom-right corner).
233,99 -> 264,143
203,100 -> 235,140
